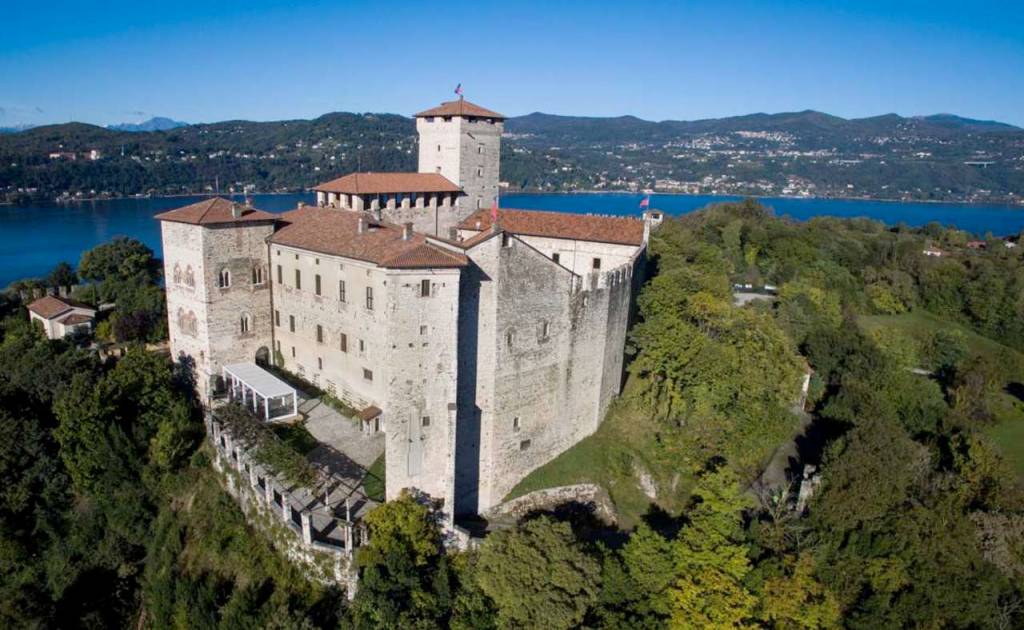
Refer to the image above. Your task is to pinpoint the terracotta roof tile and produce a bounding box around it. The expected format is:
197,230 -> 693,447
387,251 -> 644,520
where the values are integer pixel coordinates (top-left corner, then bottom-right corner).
458,209 -> 646,247
268,206 -> 468,269
415,99 -> 505,119
27,295 -> 93,319
57,312 -> 93,325
154,197 -> 277,226
358,405 -> 382,421
314,172 -> 461,195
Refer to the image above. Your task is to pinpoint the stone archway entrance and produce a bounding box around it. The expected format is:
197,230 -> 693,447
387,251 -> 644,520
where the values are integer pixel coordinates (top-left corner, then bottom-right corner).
255,346 -> 270,367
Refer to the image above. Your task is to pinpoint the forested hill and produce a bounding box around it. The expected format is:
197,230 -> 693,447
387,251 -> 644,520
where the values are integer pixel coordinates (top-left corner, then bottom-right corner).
2,108 -> 1023,204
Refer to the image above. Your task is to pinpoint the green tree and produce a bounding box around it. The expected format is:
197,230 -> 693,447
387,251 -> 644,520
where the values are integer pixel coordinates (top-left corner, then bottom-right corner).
46,261 -> 77,291
474,517 -> 600,629
668,468 -> 757,629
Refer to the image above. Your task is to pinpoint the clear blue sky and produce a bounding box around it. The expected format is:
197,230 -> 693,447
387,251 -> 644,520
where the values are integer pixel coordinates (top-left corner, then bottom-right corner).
2,0 -> 1022,127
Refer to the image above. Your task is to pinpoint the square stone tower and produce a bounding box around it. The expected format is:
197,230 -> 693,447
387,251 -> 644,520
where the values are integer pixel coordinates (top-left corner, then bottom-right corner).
416,99 -> 505,228
155,198 -> 277,399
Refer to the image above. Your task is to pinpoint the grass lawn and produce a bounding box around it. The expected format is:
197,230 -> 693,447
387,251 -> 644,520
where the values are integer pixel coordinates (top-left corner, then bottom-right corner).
985,392 -> 1024,480
859,310 -> 1022,365
363,454 -> 385,502
504,394 -> 695,529
860,310 -> 1024,478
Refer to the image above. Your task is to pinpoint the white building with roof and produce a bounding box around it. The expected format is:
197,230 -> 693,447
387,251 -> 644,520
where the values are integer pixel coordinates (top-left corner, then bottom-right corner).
27,295 -> 96,339
158,97 -> 654,519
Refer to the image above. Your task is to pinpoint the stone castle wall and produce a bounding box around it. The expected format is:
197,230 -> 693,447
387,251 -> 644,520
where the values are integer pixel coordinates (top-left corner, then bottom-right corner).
162,221 -> 274,397
417,115 -> 502,232
453,234 -> 645,513
382,268 -> 462,521
269,244 -> 389,408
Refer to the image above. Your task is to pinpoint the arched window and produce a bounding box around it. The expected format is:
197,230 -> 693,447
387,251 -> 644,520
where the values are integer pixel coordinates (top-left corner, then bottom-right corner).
240,313 -> 251,334
185,265 -> 195,288
173,264 -> 182,284
218,268 -> 231,288
251,265 -> 264,285
187,311 -> 198,337
176,308 -> 186,334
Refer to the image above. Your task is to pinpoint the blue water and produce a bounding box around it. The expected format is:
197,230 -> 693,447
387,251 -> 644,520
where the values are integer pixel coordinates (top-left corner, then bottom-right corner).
1,192 -> 1022,287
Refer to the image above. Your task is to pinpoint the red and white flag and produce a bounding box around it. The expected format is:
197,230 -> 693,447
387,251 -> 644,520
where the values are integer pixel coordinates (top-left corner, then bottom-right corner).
455,83 -> 463,96
639,195 -> 650,209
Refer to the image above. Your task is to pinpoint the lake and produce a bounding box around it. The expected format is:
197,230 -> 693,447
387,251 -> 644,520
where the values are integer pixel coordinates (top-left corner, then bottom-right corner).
2,192 -> 1022,288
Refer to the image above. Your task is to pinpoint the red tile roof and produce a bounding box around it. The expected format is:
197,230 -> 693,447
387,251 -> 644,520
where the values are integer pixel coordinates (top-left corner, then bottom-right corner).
154,197 -> 277,226
27,295 -> 93,319
458,209 -> 646,247
415,99 -> 505,119
58,312 -> 93,325
314,172 -> 461,195
358,405 -> 382,421
268,206 -> 468,269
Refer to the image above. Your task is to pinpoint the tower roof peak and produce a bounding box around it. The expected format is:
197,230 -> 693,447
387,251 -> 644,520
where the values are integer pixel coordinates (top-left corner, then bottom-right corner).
415,99 -> 505,120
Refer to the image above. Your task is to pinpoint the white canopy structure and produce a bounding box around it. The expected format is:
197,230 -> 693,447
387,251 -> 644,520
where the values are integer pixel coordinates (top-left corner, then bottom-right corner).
222,362 -> 298,420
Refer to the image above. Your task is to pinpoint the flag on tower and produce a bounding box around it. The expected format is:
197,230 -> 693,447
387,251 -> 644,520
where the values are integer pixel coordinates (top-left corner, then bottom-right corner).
455,83 -> 463,96
639,195 -> 650,209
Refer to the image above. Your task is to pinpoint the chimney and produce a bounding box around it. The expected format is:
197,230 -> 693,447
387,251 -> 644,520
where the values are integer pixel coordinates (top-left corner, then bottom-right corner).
403,222 -> 413,241
448,227 -> 458,240
357,216 -> 366,234
231,203 -> 243,218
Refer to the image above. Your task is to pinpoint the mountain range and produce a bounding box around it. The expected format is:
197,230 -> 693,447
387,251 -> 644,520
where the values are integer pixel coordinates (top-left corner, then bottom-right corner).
1,109 -> 1021,204
107,117 -> 189,132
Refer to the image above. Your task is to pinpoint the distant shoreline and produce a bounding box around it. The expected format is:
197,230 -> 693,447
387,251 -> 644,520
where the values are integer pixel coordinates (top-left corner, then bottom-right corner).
26,188 -> 1024,209
505,189 -> 1024,208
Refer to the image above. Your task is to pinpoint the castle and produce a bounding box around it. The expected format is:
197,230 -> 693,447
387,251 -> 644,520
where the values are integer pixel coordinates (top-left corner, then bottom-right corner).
157,98 -> 654,517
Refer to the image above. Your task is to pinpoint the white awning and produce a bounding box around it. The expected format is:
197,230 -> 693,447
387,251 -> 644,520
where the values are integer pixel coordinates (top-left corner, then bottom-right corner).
223,362 -> 295,399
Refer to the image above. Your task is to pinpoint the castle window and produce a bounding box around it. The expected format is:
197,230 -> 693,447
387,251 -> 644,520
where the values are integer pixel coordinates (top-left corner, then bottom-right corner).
218,269 -> 231,288
519,439 -> 531,451
316,324 -> 324,343
420,325 -> 428,335
277,264 -> 282,284
318,357 -> 323,370
443,116 -> 452,122
592,257 -> 602,270
252,266 -> 264,285
540,321 -> 550,340
185,266 -> 195,288
366,287 -> 374,310
359,339 -> 365,353
437,144 -> 441,152
173,264 -> 182,284
477,168 -> 483,177
477,146 -> 483,154
315,274 -> 322,296
340,333 -> 347,353
502,233 -> 511,247
339,280 -> 346,302
363,368 -> 373,381
291,346 -> 296,358
513,417 -> 520,431
289,315 -> 295,333
274,310 -> 280,327
422,416 -> 430,427
420,279 -> 431,297
436,166 -> 442,174
294,269 -> 301,290
240,313 -> 251,334
552,252 -> 560,264
506,330 -> 514,350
